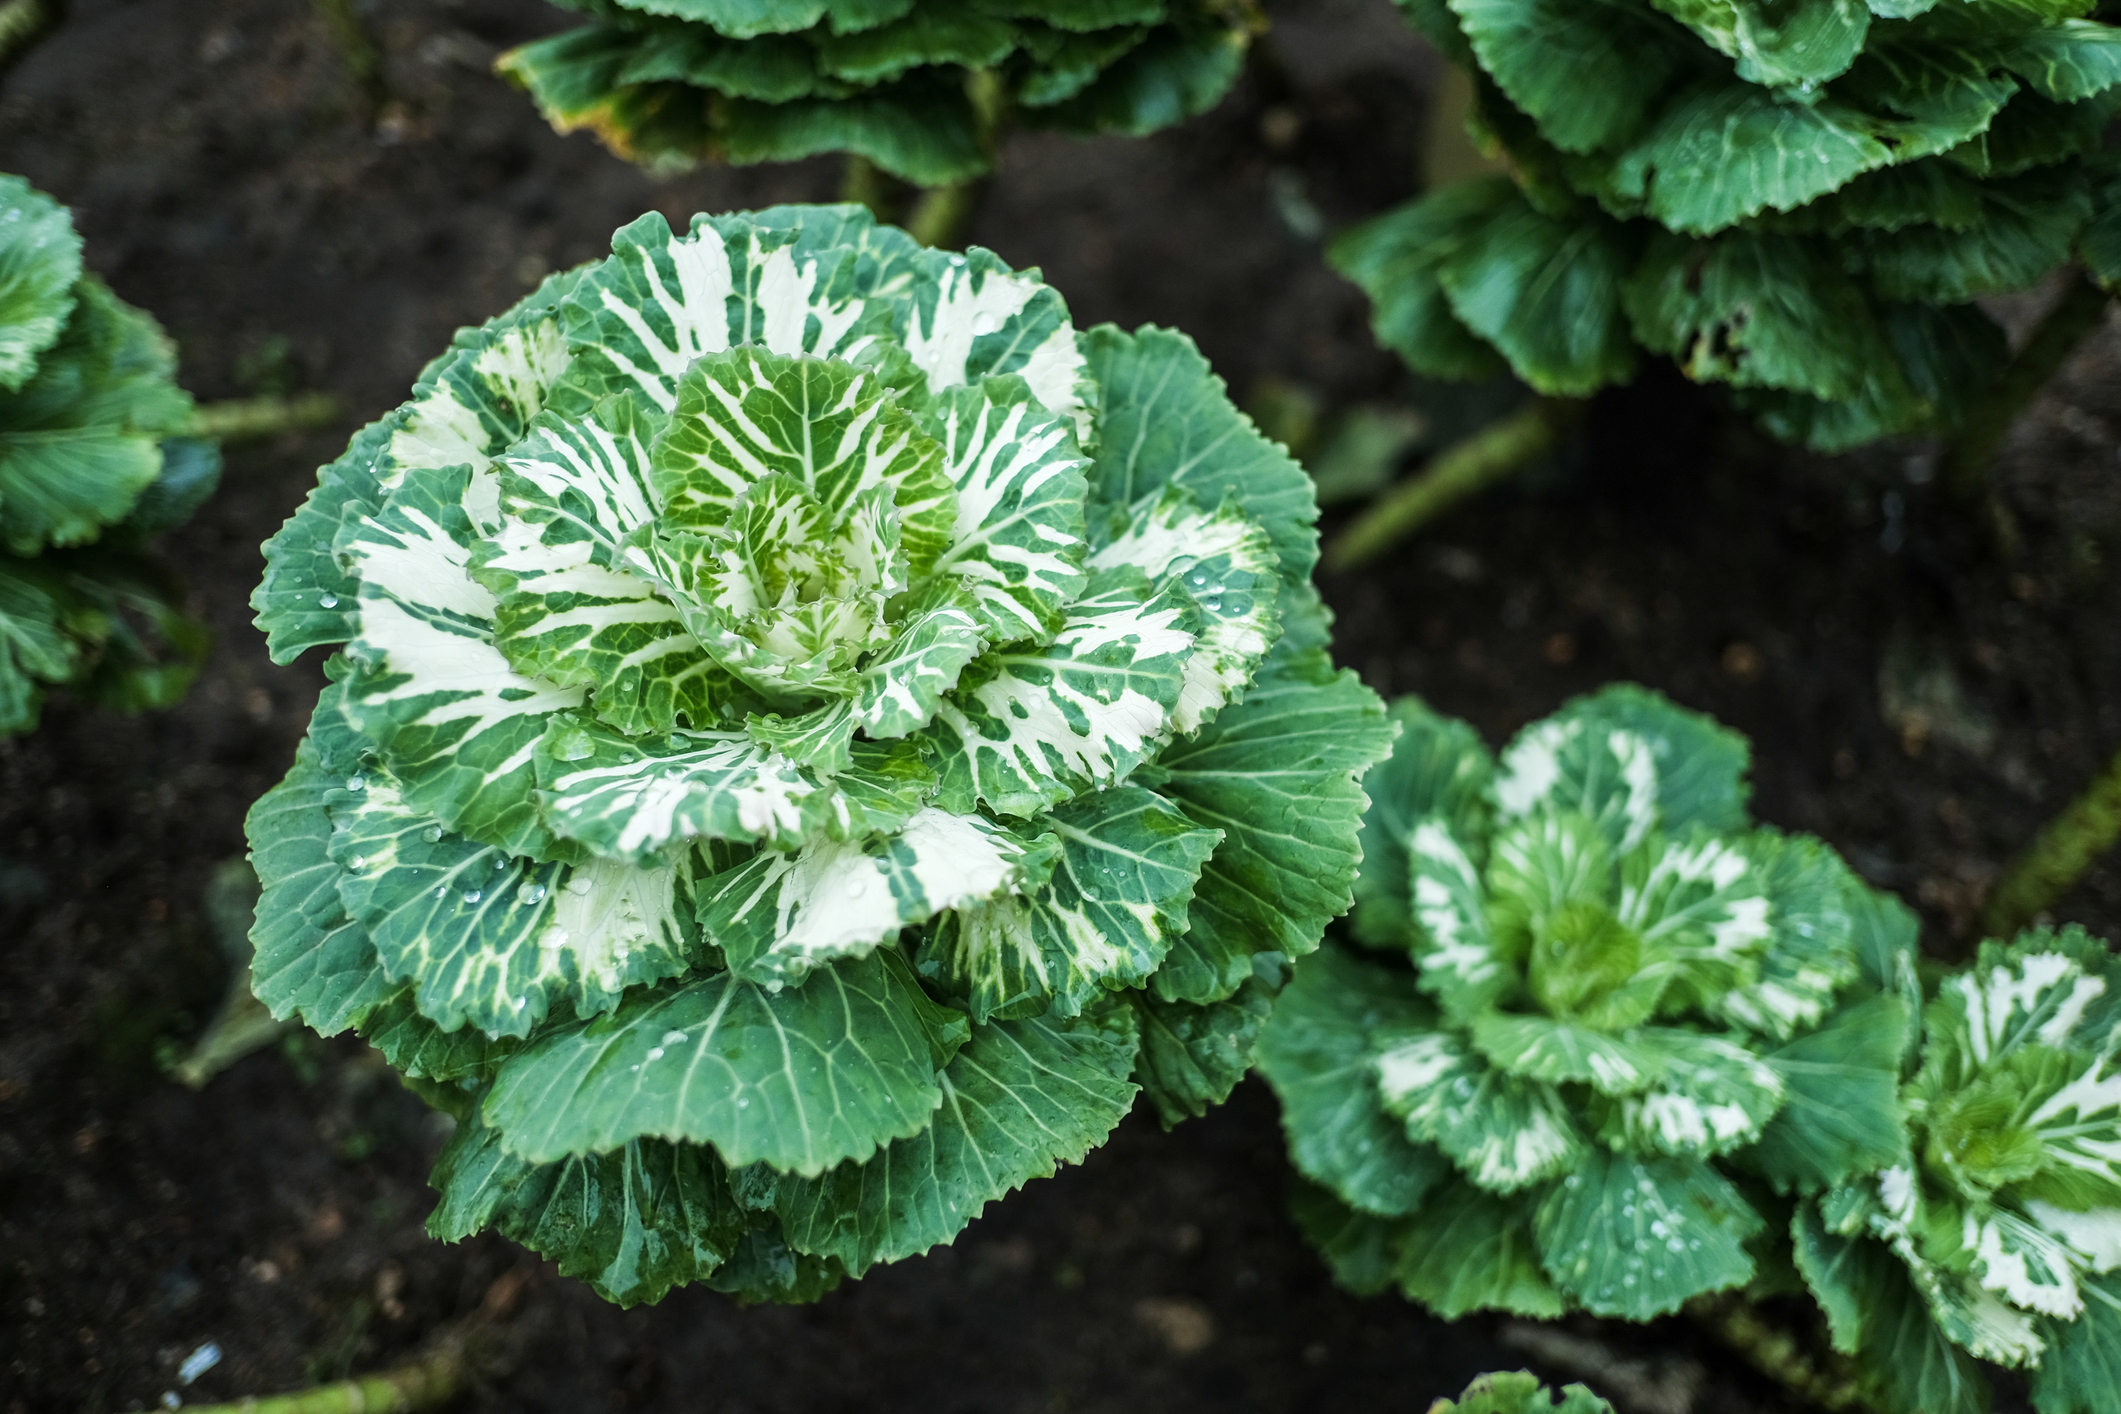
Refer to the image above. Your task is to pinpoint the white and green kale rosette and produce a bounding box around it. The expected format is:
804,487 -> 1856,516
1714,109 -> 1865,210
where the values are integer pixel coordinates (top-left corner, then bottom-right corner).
245,203 -> 1393,1305
1799,926 -> 2121,1414
1256,686 -> 1920,1324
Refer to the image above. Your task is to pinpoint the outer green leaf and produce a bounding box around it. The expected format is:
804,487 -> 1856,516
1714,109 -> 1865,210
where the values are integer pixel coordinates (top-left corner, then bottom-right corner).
1835,33 -> 2017,154
482,948 -> 968,1173
1650,0 -> 1870,87
886,244 -> 1089,426
358,990 -> 517,1083
429,1112 -> 746,1307
331,772 -> 691,1037
2003,20 -> 2121,102
1545,683 -> 1751,834
700,806 -> 1052,989
252,411 -> 403,662
1853,166 -> 2092,303
1129,979 -> 1272,1127
1533,1149 -> 1763,1319
1082,323 -> 1321,582
0,175 -> 82,392
703,1217 -> 847,1304
1395,1178 -> 1567,1318
1328,185 -> 1514,386
1255,943 -> 1452,1217
1026,17 -> 1244,139
772,1009 -> 1138,1274
1148,644 -> 1396,1002
1374,1032 -> 1585,1194
2033,1271 -> 2121,1414
1351,695 -> 1492,951
921,565 -> 1197,819
1747,993 -> 1910,1191
920,785 -> 1219,1022
1948,88 -> 2121,179
1846,1234 -> 1996,1414
1447,0 -> 1680,153
1431,1371 -> 1614,1414
814,3 -> 1017,82
853,598 -> 989,739
718,79 -> 991,187
1288,1177 -> 1405,1296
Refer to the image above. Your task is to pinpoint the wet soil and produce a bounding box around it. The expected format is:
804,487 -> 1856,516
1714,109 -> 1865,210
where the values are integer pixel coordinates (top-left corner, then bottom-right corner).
3,1 -> 2117,1410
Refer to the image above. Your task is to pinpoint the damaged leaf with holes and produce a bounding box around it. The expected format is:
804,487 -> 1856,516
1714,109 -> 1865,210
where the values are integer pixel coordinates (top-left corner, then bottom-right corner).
495,0 -> 1264,187
1257,685 -> 1921,1325
247,201 -> 1394,1304
1335,1 -> 2121,450
0,173 -> 219,735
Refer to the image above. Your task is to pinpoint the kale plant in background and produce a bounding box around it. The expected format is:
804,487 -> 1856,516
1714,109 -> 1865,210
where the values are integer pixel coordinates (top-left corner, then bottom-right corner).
247,201 -> 1393,1304
1339,0 -> 2121,450
1799,926 -> 2121,1414
0,173 -> 218,735
1430,1372 -> 1614,1414
499,1 -> 1261,188
1256,686 -> 1920,1324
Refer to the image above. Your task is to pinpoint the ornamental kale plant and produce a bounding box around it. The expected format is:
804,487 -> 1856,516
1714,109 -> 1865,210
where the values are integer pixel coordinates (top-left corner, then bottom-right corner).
0,174 -> 218,734
1338,0 -> 2121,449
1799,926 -> 2121,1414
499,1 -> 1260,188
247,202 -> 1393,1304
1256,686 -> 1919,1324
1432,1372 -> 1614,1414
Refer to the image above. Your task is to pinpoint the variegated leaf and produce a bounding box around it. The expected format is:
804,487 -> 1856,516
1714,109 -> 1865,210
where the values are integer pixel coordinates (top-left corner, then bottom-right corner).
1923,934 -> 2118,1090
1088,482 -> 1280,734
1373,1031 -> 1585,1194
1468,1012 -> 1664,1096
742,698 -> 857,774
1959,1205 -> 2094,1321
1619,826 -> 1773,995
533,714 -> 838,860
851,597 -> 987,737
339,461 -> 584,857
1597,1027 -> 1786,1158
1533,1148 -> 1764,1320
1351,696 -> 1494,950
330,771 -> 689,1038
481,948 -> 968,1175
917,374 -> 1090,642
916,785 -> 1220,1022
922,565 -> 1198,818
700,806 -> 1056,990
1493,713 -> 1663,853
893,245 -> 1089,428
1711,830 -> 1861,1038
1408,817 -> 1513,1019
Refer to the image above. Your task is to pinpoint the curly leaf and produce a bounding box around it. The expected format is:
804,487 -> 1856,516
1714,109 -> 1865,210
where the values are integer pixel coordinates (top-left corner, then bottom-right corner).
0,175 -> 82,392
1374,1032 -> 1585,1194
1532,1148 -> 1763,1319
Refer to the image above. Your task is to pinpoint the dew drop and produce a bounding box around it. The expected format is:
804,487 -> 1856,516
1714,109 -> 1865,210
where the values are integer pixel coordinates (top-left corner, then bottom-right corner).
630,1063 -> 641,1072
318,593 -> 339,609
645,1047 -> 665,1062
518,883 -> 548,906
422,825 -> 443,843
970,310 -> 1002,336
346,775 -> 366,792
434,886 -> 447,898
538,924 -> 570,951
661,1030 -> 688,1046
737,1097 -> 750,1109
947,253 -> 966,266
463,888 -> 483,904
348,855 -> 366,871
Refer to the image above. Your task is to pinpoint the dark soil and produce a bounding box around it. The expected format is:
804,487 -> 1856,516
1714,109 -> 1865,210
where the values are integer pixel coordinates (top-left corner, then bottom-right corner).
2,2 -> 2116,1411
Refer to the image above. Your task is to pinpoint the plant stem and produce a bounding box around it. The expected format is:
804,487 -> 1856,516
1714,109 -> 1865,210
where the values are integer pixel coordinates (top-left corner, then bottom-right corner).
1687,1294 -> 1867,1412
187,392 -> 340,444
178,1342 -> 464,1414
840,155 -> 901,226
1980,744 -> 2121,940
1323,397 -> 1580,571
1941,269 -> 2111,500
906,181 -> 983,249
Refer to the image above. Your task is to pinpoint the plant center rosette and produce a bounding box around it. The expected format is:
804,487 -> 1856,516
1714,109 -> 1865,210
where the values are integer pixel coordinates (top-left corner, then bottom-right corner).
246,203 -> 1393,1304
1256,686 -> 1919,1325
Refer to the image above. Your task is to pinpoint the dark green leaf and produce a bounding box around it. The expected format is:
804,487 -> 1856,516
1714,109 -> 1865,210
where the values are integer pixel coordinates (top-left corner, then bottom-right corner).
1129,978 -> 1271,1127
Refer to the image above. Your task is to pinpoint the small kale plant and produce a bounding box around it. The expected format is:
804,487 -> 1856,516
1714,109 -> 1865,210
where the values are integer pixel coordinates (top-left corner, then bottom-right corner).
1339,0 -> 2121,451
1256,686 -> 1919,1324
1431,1372 -> 1613,1414
1800,925 -> 2121,1414
499,1 -> 1260,189
0,174 -> 218,734
247,201 -> 1393,1304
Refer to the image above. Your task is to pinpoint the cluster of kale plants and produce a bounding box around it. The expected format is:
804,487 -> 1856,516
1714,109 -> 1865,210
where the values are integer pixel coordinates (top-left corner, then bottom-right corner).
1260,686 -> 2121,1414
1337,0 -> 2121,450
500,0 -> 1261,187
247,201 -> 1393,1302
0,174 -> 217,735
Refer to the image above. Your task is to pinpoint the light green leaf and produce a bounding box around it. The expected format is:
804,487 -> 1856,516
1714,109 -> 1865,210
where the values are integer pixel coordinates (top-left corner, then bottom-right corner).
1446,0 -> 1680,153
339,461 -> 586,858
428,1111 -> 746,1308
1747,993 -> 1910,1191
1546,684 -> 1751,834
922,565 -> 1197,819
1148,643 -> 1396,1002
1625,227 -> 1889,403
1611,83 -> 1893,235
916,374 -> 1091,645
0,175 -> 82,392
742,698 -> 856,773
1597,1027 -> 1786,1158
1254,943 -> 1452,1217
1494,699 -> 1669,850
482,948 -> 967,1174
1129,979 -> 1272,1127
2003,20 -> 2121,102
1351,696 -> 1492,951
1650,0 -> 1869,86
1374,1031 -> 1585,1193
1469,1012 -> 1665,1096
331,771 -> 691,1037
1395,1178 -> 1567,1318
1082,323 -> 1322,582
700,806 -> 1052,989
1711,830 -> 1863,1037
533,715 -> 840,860
772,1009 -> 1138,1274
919,785 -> 1219,1022
1533,1148 -> 1763,1318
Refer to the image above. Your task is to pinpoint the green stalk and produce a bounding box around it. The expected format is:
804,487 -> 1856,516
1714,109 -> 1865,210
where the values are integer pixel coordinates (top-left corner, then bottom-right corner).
1687,1294 -> 1867,1412
1941,269 -> 2111,500
187,392 -> 340,444
840,155 -> 902,227
1323,397 -> 1580,571
906,182 -> 983,249
1980,744 -> 2121,940
176,1343 -> 463,1414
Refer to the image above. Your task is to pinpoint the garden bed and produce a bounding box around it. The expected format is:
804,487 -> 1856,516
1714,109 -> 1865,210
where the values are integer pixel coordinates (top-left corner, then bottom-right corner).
4,1 -> 2119,1409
